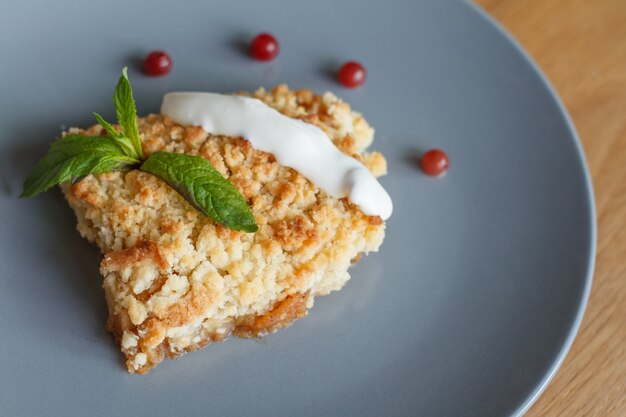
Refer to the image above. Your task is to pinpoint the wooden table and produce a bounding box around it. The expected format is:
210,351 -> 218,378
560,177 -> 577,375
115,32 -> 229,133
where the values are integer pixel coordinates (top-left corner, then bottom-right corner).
475,1 -> 626,415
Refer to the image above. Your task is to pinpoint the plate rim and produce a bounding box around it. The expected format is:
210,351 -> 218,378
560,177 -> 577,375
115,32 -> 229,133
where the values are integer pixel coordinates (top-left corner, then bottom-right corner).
465,2 -> 597,415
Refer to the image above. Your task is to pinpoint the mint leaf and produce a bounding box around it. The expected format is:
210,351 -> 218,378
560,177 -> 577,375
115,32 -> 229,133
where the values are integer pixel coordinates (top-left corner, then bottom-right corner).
93,112 -> 138,159
93,112 -> 122,139
140,151 -> 258,233
114,67 -> 143,159
21,134 -> 140,198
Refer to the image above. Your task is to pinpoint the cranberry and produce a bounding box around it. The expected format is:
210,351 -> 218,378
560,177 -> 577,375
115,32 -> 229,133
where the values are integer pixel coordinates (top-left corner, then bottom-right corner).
143,51 -> 172,76
338,61 -> 366,88
250,33 -> 279,61
420,149 -> 449,176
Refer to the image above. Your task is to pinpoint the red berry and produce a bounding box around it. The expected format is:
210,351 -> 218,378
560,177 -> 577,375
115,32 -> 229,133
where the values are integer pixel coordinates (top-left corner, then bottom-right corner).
250,33 -> 279,61
143,51 -> 172,76
420,149 -> 449,176
338,61 -> 366,88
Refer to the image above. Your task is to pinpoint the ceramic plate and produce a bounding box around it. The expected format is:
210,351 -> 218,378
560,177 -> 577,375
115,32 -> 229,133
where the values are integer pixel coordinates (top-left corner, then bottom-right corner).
0,1 -> 595,416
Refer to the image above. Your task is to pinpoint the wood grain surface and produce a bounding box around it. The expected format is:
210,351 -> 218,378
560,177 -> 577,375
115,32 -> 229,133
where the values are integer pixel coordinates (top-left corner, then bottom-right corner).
475,1 -> 626,415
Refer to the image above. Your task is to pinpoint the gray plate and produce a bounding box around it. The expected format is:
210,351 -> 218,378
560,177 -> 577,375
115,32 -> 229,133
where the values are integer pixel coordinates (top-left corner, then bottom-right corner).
0,1 -> 595,416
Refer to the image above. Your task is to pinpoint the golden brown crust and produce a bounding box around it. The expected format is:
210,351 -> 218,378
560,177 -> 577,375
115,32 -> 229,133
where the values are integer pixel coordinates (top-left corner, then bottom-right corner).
101,240 -> 169,272
234,292 -> 310,337
62,85 -> 387,373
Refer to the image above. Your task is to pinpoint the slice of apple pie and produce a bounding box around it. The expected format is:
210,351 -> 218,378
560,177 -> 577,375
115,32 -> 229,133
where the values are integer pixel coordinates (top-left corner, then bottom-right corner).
61,85 -> 388,373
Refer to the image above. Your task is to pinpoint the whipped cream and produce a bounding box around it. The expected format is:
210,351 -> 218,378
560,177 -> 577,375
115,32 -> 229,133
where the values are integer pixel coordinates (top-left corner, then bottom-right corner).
161,92 -> 393,220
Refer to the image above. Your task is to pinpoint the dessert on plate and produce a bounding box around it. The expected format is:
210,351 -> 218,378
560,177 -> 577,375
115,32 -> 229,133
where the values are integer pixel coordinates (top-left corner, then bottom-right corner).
23,71 -> 392,373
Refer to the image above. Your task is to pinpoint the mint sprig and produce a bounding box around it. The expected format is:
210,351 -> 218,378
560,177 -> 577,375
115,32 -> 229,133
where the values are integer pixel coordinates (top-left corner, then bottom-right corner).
21,68 -> 258,233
